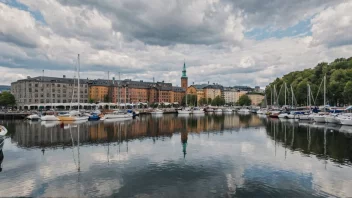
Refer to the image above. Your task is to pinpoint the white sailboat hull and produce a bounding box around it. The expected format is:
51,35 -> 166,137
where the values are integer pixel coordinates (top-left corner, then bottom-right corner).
105,113 -> 133,120
324,116 -> 340,124
41,115 -> 59,121
27,114 -> 40,120
192,110 -> 204,114
313,115 -> 326,123
339,118 -> 352,126
178,110 -> 191,114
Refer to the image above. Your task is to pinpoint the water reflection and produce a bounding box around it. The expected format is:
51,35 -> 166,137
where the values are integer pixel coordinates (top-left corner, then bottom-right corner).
0,115 -> 352,197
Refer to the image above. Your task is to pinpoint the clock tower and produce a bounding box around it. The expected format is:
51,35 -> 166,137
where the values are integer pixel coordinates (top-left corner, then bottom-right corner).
181,62 -> 188,90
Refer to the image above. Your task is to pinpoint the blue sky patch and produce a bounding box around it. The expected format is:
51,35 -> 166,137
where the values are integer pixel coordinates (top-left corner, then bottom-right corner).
245,18 -> 312,40
3,0 -> 46,24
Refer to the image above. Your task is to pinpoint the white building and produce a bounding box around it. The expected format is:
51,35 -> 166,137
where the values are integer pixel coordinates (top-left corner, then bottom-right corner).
223,88 -> 237,104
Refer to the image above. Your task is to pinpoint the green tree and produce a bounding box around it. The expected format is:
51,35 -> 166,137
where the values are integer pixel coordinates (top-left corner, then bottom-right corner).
211,96 -> 225,106
199,98 -> 207,106
103,94 -> 111,103
344,81 -> 352,105
88,98 -> 94,103
0,91 -> 16,107
182,94 -> 197,106
238,95 -> 252,106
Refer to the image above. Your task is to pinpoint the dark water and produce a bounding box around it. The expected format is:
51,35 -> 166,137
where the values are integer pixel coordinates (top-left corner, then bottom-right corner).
0,114 -> 352,197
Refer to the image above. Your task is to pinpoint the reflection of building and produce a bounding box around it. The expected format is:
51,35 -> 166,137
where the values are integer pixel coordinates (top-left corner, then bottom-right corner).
247,93 -> 265,105
11,115 -> 264,149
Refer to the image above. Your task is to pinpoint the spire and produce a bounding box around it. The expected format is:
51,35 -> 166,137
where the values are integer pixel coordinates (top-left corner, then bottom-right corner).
182,61 -> 187,78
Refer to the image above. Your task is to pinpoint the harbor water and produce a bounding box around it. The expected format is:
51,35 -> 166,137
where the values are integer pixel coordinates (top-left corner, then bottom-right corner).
0,114 -> 352,197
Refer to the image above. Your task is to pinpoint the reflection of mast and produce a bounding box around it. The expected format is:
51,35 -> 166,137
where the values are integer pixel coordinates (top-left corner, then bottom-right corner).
308,124 -> 311,152
291,123 -> 294,148
324,127 -> 327,169
284,123 -> 287,160
181,117 -> 188,158
78,124 -> 80,172
274,120 -> 276,157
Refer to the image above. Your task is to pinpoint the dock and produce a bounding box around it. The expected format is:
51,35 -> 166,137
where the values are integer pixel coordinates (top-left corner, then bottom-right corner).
0,112 -> 31,119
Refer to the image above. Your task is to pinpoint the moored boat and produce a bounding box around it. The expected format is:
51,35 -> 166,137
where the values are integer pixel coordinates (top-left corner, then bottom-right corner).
150,109 -> 164,115
192,107 -> 204,114
41,114 -> 59,121
26,114 -> 40,120
0,125 -> 7,136
105,110 -> 133,120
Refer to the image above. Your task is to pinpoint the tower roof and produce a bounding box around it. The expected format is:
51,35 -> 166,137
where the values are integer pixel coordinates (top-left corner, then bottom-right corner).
182,62 -> 187,78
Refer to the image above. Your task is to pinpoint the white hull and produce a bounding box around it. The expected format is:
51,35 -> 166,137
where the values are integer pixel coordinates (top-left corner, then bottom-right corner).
257,109 -> 267,114
287,114 -> 296,119
41,115 -> 59,121
238,109 -> 250,113
0,125 -> 8,136
298,115 -> 311,120
214,109 -> 222,113
278,113 -> 288,119
325,116 -> 340,124
178,110 -> 191,114
105,113 -> 133,120
313,115 -> 326,123
27,114 -> 40,120
192,110 -> 205,114
339,118 -> 352,126
104,117 -> 132,122
223,109 -> 233,113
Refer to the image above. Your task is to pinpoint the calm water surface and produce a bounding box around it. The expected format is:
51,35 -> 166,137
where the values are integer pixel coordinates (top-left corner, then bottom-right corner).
1,114 -> 352,197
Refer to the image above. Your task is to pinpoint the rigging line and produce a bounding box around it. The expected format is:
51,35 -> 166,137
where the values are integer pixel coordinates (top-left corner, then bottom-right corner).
313,78 -> 324,106
276,83 -> 284,105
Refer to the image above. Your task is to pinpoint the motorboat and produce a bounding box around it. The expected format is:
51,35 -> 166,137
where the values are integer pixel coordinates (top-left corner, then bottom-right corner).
238,108 -> 250,113
150,109 -> 164,115
206,108 -> 214,113
41,114 -> 59,121
297,113 -> 312,121
223,108 -> 233,113
57,110 -> 89,121
192,107 -> 205,114
287,111 -> 305,119
88,113 -> 101,121
268,111 -> 281,118
257,109 -> 268,114
278,113 -> 289,119
26,114 -> 40,120
178,108 -> 191,114
105,110 -> 133,120
324,114 -> 340,124
214,109 -> 223,113
0,125 -> 7,136
41,121 -> 60,128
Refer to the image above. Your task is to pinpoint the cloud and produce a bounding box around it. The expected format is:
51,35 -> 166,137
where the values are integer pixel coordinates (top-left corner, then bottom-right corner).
0,0 -> 351,88
310,1 -> 352,47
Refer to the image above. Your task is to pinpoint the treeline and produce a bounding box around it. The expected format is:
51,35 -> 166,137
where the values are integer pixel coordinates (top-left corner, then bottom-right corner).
265,57 -> 352,106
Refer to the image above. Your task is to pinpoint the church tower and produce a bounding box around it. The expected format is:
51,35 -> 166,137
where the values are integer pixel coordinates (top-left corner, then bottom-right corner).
181,62 -> 188,90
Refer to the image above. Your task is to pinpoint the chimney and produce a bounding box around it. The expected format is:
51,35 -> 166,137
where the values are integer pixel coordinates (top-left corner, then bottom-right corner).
153,77 -> 155,83
193,82 -> 194,85
208,81 -> 209,85
63,75 -> 66,78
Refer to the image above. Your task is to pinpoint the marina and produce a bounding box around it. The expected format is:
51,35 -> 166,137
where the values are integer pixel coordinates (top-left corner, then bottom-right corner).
0,113 -> 352,197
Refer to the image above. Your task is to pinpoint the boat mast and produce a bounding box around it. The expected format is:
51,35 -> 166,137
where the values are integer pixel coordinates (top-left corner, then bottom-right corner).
324,75 -> 326,112
77,54 -> 80,112
291,85 -> 294,109
284,82 -> 287,106
119,72 -> 121,110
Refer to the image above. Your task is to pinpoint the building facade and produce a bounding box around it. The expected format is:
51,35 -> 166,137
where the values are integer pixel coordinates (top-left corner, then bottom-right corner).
234,90 -> 248,103
223,87 -> 237,104
204,84 -> 223,100
11,76 -> 89,109
247,93 -> 265,105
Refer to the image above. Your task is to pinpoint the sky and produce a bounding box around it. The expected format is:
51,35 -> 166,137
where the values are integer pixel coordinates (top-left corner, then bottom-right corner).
0,0 -> 352,87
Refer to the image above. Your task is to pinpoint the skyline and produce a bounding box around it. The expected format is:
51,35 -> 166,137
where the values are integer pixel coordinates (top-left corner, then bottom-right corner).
1,0 -> 351,87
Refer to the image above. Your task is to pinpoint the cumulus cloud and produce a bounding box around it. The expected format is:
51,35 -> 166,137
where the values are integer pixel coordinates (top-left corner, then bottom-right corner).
311,1 -> 352,47
0,0 -> 351,87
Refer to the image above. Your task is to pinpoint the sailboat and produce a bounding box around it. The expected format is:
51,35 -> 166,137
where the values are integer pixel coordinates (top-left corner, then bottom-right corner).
104,72 -> 133,120
151,88 -> 164,115
58,54 -> 89,121
41,83 -> 59,121
178,93 -> 191,114
313,75 -> 328,123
